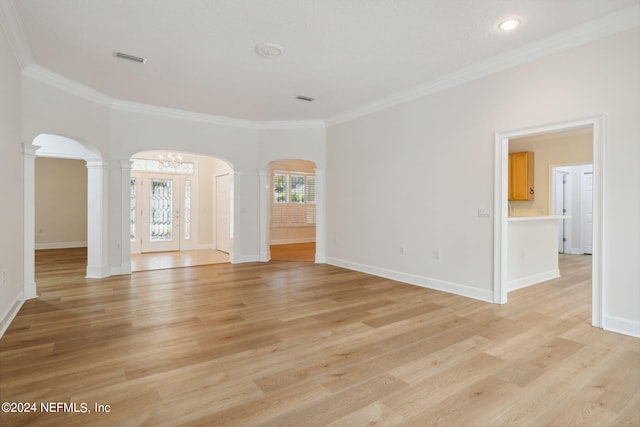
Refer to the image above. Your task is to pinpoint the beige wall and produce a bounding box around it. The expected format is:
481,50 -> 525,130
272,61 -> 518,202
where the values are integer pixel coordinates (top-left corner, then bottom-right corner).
509,128 -> 593,216
35,158 -> 88,248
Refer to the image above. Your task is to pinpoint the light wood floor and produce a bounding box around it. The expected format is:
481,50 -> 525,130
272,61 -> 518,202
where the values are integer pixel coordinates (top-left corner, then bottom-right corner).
131,249 -> 229,272
269,242 -> 316,262
1,251 -> 638,426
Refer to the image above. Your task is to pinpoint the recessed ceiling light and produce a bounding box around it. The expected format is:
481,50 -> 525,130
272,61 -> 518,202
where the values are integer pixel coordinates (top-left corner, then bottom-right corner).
255,42 -> 284,58
113,51 -> 147,64
498,18 -> 521,31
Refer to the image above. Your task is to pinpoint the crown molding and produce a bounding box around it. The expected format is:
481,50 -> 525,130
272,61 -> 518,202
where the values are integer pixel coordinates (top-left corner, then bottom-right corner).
23,64 -> 113,108
326,4 -> 640,127
0,0 -> 34,68
111,100 -> 259,129
22,64 -> 326,130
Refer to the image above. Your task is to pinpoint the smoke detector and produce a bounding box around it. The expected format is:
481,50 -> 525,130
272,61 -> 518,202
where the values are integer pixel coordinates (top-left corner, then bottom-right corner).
255,42 -> 284,58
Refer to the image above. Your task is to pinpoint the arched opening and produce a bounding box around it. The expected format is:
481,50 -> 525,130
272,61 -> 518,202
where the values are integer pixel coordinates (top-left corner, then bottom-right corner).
24,134 -> 107,299
266,159 -> 317,262
129,150 -> 233,271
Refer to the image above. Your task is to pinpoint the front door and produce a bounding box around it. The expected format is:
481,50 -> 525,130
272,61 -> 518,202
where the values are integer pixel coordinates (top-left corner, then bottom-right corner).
141,175 -> 181,252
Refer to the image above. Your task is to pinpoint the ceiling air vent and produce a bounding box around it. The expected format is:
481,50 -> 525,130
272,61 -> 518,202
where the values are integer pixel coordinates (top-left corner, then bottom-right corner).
296,95 -> 315,102
113,51 -> 147,64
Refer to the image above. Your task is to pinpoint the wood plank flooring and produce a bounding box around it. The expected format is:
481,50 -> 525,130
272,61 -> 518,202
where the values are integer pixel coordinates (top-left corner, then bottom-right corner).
1,251 -> 638,426
131,249 -> 229,272
269,242 -> 316,262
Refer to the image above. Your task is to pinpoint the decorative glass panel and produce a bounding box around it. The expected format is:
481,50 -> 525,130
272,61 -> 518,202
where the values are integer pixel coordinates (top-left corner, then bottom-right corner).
131,158 -> 194,174
274,174 -> 288,203
290,175 -> 305,203
184,180 -> 191,240
130,178 -> 137,241
150,179 -> 173,241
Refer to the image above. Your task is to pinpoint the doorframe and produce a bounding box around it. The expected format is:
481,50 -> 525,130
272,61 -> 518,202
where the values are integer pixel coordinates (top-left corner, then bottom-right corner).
493,115 -> 605,328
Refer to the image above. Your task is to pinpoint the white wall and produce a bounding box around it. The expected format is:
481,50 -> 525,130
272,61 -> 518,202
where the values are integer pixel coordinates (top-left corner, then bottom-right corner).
327,28 -> 640,333
0,19 -> 24,336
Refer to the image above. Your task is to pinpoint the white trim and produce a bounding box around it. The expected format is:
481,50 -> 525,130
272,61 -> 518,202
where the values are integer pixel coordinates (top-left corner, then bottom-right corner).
22,66 -> 326,130
507,269 -> 560,292
35,241 -> 87,250
494,115 -> 605,330
326,257 -> 493,303
23,64 -> 112,108
326,5 -> 640,127
0,0 -> 34,68
602,315 -> 640,338
0,290 -> 24,339
231,254 -> 260,264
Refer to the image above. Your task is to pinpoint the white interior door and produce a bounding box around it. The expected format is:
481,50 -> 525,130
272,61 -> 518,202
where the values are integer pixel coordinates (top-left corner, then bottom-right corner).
141,175 -> 181,253
216,174 -> 231,253
554,169 -> 568,253
581,172 -> 593,255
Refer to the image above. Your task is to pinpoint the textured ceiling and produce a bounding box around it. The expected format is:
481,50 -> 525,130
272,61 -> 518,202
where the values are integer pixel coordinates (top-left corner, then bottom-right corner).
11,0 -> 640,122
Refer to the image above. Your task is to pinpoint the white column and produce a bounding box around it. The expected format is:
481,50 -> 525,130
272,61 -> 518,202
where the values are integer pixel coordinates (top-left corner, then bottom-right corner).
258,169 -> 270,261
115,159 -> 132,275
314,168 -> 326,263
229,169 -> 240,264
22,144 -> 38,299
85,160 -> 110,278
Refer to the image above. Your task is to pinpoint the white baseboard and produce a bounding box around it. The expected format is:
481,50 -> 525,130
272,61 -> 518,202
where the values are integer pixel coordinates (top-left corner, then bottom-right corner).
326,257 -> 493,303
0,291 -> 24,339
507,269 -> 560,292
197,244 -> 214,250
110,263 -> 132,276
231,254 -> 260,264
603,315 -> 640,338
35,241 -> 87,250
86,264 -> 110,278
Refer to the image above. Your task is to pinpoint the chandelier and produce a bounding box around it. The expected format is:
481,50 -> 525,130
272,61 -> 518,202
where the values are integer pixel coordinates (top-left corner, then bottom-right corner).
158,153 -> 183,169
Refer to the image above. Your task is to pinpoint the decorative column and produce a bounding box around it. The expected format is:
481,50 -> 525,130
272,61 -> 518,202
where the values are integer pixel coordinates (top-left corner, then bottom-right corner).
85,160 -> 110,278
258,169 -> 270,262
22,143 -> 38,299
228,169 -> 240,264
116,159 -> 132,275
314,168 -> 326,263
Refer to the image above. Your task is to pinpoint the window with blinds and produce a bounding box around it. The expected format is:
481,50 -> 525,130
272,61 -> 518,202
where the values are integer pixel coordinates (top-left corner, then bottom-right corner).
272,171 -> 316,227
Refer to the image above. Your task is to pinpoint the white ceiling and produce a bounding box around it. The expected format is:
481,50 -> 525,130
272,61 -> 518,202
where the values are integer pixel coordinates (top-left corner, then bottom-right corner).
9,0 -> 640,122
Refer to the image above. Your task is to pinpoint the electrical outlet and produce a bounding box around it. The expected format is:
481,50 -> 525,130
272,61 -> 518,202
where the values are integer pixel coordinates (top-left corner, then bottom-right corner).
400,247 -> 405,254
1,271 -> 5,285
434,250 -> 440,260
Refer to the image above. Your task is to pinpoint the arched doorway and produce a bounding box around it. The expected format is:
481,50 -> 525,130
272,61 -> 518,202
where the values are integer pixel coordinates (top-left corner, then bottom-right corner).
24,134 -> 107,299
129,150 -> 233,271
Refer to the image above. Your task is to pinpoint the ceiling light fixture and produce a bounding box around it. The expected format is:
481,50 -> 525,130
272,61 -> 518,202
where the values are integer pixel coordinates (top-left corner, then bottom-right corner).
113,51 -> 147,64
296,95 -> 315,102
498,18 -> 521,31
255,42 -> 284,58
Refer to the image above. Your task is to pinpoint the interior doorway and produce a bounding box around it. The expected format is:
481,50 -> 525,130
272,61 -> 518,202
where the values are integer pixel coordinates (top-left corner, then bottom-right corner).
551,164 -> 593,255
129,151 -> 232,271
267,159 -> 317,262
494,116 -> 604,328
